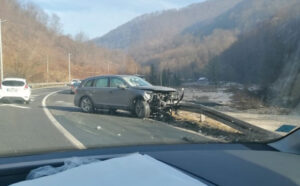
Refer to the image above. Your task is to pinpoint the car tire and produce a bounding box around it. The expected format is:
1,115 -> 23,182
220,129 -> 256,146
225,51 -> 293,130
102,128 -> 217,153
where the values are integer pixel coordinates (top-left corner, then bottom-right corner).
135,99 -> 150,118
80,97 -> 94,113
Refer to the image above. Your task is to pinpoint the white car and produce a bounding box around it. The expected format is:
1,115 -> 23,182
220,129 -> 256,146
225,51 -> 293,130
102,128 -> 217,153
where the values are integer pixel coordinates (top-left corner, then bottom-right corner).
0,78 -> 31,104
70,79 -> 81,85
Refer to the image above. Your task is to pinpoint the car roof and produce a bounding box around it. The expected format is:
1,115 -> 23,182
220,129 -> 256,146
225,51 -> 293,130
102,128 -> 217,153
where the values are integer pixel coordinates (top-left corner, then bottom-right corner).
84,75 -> 136,81
2,78 -> 26,82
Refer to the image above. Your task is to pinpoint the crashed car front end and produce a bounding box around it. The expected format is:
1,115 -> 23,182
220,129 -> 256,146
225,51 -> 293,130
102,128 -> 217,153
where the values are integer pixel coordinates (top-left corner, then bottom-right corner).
143,89 -> 184,115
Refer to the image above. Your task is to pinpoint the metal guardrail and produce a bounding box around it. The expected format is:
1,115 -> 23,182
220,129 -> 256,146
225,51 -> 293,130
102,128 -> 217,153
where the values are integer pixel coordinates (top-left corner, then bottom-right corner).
178,103 -> 280,140
29,82 -> 68,89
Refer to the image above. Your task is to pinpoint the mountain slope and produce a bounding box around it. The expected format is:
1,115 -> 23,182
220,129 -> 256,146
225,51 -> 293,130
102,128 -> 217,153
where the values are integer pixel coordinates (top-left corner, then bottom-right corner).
205,3 -> 300,107
94,0 -> 299,74
94,0 -> 242,50
184,0 -> 297,36
0,0 -> 136,82
94,0 -> 300,107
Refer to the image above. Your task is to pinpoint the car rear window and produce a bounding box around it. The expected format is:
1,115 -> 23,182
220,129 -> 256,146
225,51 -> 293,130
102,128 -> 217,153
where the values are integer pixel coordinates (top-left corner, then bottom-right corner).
2,81 -> 25,87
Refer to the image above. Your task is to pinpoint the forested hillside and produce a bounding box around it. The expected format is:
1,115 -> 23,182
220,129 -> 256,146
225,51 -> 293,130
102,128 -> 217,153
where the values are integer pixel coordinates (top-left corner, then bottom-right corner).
206,4 -> 300,107
95,0 -> 300,108
94,0 -> 242,50
0,0 -> 137,82
95,0 -> 299,79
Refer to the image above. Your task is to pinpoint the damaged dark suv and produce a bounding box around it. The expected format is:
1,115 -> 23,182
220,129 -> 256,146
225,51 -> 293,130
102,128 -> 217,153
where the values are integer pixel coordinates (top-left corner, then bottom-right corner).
74,75 -> 184,118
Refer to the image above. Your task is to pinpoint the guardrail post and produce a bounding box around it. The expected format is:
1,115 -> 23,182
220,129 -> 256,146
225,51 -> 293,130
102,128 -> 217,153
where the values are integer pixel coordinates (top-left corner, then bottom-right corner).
199,114 -> 206,122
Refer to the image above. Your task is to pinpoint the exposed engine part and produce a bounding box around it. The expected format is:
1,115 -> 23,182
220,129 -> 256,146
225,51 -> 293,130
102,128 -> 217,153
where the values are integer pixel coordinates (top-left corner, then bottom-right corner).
147,90 -> 184,117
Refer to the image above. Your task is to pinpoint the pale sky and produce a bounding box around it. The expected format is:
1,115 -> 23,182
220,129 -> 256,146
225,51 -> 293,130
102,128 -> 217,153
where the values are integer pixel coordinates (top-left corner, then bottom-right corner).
20,0 -> 206,38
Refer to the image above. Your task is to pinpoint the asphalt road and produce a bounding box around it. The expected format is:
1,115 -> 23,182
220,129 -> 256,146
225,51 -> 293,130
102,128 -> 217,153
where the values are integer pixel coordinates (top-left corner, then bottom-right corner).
0,87 -> 213,156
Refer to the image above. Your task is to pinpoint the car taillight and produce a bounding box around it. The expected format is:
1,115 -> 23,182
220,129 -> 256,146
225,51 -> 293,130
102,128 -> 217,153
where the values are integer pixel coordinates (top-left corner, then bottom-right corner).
24,84 -> 29,89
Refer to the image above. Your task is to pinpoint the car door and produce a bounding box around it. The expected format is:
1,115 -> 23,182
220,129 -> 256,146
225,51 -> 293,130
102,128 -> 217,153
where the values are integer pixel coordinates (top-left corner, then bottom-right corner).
108,77 -> 133,108
93,77 -> 110,107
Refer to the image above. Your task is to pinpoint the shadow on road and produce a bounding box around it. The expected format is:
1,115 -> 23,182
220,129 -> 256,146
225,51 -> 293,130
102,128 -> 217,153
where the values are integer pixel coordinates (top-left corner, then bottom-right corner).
0,100 -> 26,104
43,105 -> 80,112
58,90 -> 73,95
95,109 -> 134,118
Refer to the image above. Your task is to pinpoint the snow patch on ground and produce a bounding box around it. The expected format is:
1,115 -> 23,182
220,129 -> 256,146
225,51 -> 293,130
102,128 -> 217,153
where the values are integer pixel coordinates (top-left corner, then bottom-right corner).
183,87 -> 233,105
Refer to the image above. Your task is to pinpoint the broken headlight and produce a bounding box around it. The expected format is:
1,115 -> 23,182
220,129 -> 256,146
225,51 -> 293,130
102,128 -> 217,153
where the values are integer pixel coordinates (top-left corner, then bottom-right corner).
143,91 -> 152,101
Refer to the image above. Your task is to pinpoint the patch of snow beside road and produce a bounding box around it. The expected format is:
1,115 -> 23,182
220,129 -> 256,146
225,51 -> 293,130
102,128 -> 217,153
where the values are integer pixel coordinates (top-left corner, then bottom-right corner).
183,87 -> 233,106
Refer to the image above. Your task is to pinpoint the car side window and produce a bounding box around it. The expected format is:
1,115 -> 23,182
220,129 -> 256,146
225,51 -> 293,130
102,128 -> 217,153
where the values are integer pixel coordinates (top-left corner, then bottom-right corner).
83,79 -> 94,87
110,77 -> 126,88
95,78 -> 108,88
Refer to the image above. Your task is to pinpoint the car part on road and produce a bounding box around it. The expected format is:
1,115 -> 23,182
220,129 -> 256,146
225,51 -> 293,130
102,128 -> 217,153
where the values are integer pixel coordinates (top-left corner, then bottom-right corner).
135,99 -> 150,118
80,97 -> 94,113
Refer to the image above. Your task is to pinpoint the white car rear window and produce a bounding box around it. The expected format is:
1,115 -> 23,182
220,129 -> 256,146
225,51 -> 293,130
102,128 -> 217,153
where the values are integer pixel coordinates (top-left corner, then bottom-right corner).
2,81 -> 25,87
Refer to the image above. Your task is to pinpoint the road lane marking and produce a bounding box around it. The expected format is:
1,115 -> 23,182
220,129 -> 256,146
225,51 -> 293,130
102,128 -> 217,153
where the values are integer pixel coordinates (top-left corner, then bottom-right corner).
42,91 -> 86,149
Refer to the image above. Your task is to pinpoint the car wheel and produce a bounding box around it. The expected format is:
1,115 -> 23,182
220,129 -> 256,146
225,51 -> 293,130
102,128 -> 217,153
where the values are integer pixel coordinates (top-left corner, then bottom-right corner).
135,99 -> 150,118
80,97 -> 94,113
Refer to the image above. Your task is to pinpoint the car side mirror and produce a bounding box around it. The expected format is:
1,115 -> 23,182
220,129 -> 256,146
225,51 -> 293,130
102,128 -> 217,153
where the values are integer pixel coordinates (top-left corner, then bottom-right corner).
117,84 -> 127,89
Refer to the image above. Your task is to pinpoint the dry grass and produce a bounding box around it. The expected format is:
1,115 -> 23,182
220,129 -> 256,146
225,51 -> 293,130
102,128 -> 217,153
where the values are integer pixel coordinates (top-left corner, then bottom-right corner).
226,87 -> 264,110
174,111 -> 240,133
166,111 -> 246,142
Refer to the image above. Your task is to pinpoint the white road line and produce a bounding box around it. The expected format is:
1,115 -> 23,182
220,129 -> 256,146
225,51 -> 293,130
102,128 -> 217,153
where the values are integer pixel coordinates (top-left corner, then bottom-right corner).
42,90 -> 86,149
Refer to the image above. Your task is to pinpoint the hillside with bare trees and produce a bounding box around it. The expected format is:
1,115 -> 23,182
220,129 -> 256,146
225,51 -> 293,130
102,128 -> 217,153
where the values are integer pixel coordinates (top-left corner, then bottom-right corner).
95,0 -> 300,108
0,0 -> 137,83
96,0 -> 299,79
